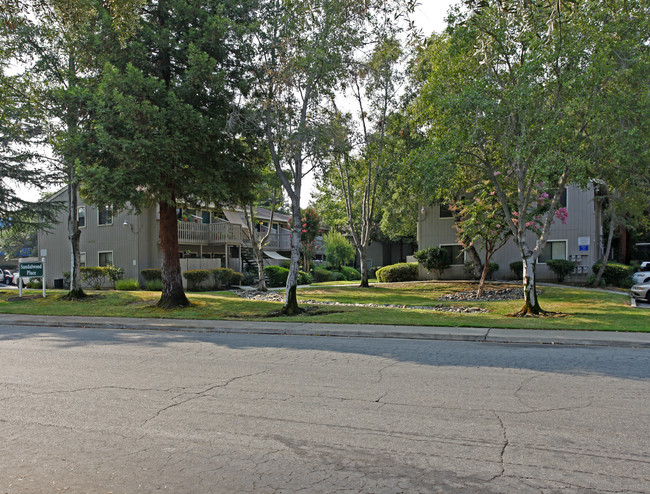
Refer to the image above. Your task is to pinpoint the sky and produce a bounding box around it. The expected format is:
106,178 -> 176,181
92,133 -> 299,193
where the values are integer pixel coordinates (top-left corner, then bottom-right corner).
17,0 -> 456,206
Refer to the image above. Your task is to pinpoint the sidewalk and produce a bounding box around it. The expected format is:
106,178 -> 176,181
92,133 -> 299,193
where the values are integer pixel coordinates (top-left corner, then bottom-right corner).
1,313 -> 649,348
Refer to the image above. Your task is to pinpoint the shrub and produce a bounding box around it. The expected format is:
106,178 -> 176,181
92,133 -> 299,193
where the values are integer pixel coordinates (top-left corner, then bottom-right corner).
115,278 -> 140,291
80,266 -> 108,289
312,267 -> 332,283
486,262 -> 499,279
376,263 -> 418,283
183,269 -> 210,290
509,261 -> 523,280
230,271 -> 244,286
586,274 -> 605,287
341,266 -> 361,281
211,268 -> 236,289
546,259 -> 575,282
145,279 -> 163,291
413,247 -> 451,278
591,261 -> 634,287
141,268 -> 162,281
105,266 -> 124,284
264,265 -> 289,287
281,260 -> 292,270
464,261 -> 481,280
298,271 -> 313,285
27,279 -> 42,289
323,231 -> 355,270
329,271 -> 345,282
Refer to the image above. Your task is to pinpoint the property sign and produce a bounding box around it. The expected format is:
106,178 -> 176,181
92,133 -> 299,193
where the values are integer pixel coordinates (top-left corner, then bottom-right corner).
578,237 -> 590,252
20,262 -> 43,277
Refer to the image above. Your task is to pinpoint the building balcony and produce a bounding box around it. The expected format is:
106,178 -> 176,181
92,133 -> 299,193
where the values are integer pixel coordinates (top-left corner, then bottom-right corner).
175,221 -> 242,245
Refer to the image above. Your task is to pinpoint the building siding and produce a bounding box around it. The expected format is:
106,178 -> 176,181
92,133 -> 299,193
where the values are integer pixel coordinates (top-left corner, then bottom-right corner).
416,185 -> 599,281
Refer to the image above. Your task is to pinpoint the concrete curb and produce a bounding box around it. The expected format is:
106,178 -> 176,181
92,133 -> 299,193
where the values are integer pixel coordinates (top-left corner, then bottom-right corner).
1,314 -> 649,348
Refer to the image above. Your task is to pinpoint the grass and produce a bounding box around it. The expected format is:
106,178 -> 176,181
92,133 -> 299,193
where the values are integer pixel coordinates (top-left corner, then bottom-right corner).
0,281 -> 647,332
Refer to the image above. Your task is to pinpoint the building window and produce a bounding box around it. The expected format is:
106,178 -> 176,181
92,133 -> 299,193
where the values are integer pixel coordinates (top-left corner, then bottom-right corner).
98,206 -> 113,226
98,251 -> 113,266
78,207 -> 86,228
439,203 -> 453,218
440,244 -> 464,265
539,240 -> 567,263
80,252 -> 86,268
202,211 -> 211,224
559,188 -> 567,208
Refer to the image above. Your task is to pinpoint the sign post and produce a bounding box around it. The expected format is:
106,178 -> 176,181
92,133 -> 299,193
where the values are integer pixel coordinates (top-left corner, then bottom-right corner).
18,260 -> 46,298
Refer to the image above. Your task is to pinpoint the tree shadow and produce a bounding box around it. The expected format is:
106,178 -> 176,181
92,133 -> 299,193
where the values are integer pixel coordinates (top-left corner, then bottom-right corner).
0,322 -> 648,381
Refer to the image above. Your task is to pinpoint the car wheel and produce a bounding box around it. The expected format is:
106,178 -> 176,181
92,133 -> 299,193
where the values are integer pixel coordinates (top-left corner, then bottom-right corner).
645,278 -> 650,283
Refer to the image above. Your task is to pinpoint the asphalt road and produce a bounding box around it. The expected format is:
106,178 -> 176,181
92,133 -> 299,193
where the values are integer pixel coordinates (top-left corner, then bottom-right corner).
0,323 -> 649,493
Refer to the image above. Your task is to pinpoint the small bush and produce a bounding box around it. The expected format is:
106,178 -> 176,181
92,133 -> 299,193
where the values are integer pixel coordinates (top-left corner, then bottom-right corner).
486,262 -> 499,279
592,261 -> 634,287
145,279 -> 163,291
115,278 -> 140,291
586,274 -> 605,287
264,265 -> 289,287
546,259 -> 575,282
230,271 -> 244,286
510,261 -> 523,280
80,266 -> 108,290
376,263 -> 418,283
105,266 -> 124,284
281,260 -> 292,270
141,268 -> 162,281
27,279 -> 42,289
183,269 -> 210,290
211,268 -> 236,289
341,266 -> 361,281
413,247 -> 451,278
298,271 -> 313,285
464,261 -> 481,280
312,267 -> 332,283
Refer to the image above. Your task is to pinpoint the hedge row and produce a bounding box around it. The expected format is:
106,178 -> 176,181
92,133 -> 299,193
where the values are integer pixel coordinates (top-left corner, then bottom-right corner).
264,266 -> 313,287
182,268 -> 244,291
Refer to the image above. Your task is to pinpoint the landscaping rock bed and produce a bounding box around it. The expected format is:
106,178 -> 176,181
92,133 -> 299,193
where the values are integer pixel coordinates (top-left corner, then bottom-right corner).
233,290 -> 488,313
438,287 -> 527,301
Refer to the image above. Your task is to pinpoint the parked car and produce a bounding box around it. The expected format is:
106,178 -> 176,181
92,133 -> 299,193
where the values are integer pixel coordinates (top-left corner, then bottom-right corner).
2,270 -> 13,285
631,282 -> 650,303
639,261 -> 650,271
12,272 -> 31,286
632,269 -> 650,284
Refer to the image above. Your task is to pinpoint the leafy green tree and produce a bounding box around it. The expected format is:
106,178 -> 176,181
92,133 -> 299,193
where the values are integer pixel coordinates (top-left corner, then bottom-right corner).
2,0 -> 112,299
250,0 -> 367,314
449,183 -> 511,297
323,230 -> 355,270
78,0 -> 259,308
413,247 -> 450,279
410,0 -> 647,315
318,2 -> 413,289
243,165 -> 282,292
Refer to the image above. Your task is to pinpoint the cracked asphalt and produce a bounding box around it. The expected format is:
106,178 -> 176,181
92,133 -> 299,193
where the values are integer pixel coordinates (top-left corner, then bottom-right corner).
0,322 -> 649,493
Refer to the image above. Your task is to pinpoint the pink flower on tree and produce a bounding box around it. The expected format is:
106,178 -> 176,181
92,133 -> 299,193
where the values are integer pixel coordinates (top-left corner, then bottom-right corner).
555,207 -> 568,224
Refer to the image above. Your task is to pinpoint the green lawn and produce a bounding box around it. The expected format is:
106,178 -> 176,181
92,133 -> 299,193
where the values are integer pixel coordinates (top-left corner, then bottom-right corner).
0,281 -> 647,332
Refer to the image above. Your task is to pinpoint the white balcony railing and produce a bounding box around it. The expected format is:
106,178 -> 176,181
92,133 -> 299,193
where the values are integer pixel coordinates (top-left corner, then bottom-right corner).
175,220 -> 242,245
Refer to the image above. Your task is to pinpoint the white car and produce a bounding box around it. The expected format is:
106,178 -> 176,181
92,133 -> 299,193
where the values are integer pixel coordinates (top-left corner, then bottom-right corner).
631,282 -> 650,302
12,272 -> 31,286
632,269 -> 650,285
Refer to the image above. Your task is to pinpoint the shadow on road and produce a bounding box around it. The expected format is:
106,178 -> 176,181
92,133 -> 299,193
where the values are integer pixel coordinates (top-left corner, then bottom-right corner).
1,322 -> 648,381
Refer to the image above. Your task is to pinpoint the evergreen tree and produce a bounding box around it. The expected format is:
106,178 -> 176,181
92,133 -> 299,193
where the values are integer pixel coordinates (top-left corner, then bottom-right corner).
78,0 -> 259,308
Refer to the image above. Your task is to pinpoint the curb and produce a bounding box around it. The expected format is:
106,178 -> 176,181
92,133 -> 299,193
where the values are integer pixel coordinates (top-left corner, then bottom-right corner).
1,314 -> 649,348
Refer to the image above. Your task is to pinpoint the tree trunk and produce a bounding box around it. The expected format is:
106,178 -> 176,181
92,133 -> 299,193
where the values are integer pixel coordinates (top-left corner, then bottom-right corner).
359,245 -> 370,288
516,256 -> 543,315
66,183 -> 85,299
157,201 -> 189,309
256,250 -> 267,291
467,245 -> 483,279
283,199 -> 302,315
477,253 -> 491,298
594,208 -> 616,287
